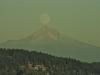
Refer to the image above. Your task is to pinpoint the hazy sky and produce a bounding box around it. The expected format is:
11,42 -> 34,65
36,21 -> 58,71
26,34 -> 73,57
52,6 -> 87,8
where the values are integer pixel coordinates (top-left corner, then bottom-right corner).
0,0 -> 100,47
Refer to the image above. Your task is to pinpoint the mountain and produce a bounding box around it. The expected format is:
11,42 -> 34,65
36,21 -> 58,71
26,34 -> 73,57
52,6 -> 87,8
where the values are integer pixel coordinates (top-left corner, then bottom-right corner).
0,26 -> 100,62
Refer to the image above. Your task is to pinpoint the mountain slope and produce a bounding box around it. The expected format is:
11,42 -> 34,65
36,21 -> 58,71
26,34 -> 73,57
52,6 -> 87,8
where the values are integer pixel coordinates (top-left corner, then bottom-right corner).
0,26 -> 100,62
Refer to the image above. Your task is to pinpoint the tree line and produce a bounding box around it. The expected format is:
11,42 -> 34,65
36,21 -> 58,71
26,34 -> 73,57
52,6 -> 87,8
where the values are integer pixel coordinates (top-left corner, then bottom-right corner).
0,48 -> 100,75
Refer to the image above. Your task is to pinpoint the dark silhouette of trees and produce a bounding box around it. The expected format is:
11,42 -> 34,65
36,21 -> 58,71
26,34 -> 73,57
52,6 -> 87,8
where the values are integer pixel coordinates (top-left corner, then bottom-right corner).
0,48 -> 100,75
17,70 -> 23,75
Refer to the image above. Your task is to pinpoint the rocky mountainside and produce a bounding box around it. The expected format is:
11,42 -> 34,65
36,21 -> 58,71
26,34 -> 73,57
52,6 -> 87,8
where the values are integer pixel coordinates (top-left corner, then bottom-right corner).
0,26 -> 100,62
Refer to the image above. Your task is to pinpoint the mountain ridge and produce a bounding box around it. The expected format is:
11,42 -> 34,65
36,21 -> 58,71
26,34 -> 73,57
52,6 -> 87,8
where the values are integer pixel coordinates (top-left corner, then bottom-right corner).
0,26 -> 100,62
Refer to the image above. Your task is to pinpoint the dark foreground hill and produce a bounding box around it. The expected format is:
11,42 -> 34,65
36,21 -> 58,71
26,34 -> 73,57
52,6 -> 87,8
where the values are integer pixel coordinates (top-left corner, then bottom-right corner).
0,48 -> 100,75
0,26 -> 100,62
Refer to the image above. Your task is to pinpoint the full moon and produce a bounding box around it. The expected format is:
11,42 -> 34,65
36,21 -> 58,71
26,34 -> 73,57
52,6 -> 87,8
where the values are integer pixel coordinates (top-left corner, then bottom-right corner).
40,14 -> 50,24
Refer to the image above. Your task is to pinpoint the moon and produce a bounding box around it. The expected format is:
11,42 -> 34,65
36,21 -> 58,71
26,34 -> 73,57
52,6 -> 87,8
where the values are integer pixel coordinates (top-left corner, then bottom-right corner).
40,14 -> 50,24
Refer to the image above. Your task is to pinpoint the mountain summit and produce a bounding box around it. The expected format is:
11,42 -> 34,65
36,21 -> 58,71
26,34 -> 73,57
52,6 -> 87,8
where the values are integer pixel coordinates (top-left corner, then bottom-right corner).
26,26 -> 74,45
27,26 -> 60,41
0,26 -> 100,62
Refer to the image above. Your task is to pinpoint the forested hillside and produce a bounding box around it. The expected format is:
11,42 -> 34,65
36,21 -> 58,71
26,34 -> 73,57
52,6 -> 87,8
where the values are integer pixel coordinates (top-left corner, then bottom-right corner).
0,48 -> 100,75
